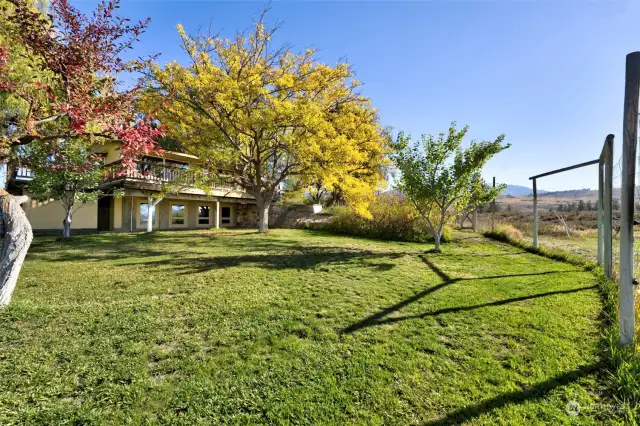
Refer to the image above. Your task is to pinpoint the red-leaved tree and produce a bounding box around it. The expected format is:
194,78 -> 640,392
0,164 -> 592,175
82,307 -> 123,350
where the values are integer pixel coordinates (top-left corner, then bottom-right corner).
0,0 -> 160,307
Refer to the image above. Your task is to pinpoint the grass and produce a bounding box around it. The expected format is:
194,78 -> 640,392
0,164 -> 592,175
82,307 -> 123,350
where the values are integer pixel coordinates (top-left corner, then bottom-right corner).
0,229 -> 620,424
484,228 -> 640,422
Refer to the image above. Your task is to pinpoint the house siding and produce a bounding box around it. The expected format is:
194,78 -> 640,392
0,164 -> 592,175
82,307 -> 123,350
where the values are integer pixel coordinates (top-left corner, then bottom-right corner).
22,191 -> 97,232
113,197 -> 122,229
21,194 -> 261,233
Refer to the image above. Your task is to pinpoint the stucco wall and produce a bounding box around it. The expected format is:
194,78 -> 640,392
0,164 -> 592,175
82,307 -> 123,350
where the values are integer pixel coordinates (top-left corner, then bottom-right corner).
24,191 -> 254,233
23,193 -> 97,231
115,196 -> 244,231
23,191 -> 264,232
113,197 -> 122,229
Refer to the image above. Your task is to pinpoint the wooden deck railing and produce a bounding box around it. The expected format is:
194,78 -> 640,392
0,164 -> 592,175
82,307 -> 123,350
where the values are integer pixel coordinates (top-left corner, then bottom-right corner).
13,167 -> 33,181
104,160 -> 239,191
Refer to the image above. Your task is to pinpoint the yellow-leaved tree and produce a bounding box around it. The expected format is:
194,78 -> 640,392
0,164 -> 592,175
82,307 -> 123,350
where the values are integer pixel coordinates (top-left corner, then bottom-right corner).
140,15 -> 388,231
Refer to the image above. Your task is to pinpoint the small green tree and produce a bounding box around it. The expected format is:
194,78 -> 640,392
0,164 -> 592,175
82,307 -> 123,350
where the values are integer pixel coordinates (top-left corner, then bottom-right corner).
392,122 -> 509,251
577,200 -> 586,212
22,139 -> 120,238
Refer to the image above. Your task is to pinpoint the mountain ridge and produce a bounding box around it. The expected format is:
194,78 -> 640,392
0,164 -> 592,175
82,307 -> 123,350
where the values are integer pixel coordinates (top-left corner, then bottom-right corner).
503,184 -> 549,197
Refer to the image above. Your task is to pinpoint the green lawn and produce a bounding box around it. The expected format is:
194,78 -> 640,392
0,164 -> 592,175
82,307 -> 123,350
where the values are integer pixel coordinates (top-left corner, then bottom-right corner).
0,229 -> 617,424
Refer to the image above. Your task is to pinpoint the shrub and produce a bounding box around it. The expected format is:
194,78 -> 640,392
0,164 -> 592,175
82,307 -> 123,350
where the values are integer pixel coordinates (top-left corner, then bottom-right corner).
493,223 -> 524,241
327,195 -> 451,243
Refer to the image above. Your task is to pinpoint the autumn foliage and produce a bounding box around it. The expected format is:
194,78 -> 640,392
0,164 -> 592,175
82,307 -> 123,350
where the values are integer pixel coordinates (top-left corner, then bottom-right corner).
0,0 -> 161,167
140,17 -> 389,231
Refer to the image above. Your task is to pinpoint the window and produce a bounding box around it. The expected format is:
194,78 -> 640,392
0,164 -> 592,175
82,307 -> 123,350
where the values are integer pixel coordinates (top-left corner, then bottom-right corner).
172,204 -> 185,225
198,205 -> 210,225
221,206 -> 231,224
140,202 -> 156,227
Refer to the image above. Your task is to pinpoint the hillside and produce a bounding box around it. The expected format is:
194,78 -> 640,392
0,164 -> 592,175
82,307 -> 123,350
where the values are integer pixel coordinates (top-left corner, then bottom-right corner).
503,184 -> 547,197
539,188 -> 597,198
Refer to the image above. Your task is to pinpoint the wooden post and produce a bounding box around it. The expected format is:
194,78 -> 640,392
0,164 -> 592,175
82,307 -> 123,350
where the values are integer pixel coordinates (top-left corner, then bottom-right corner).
491,177 -> 496,232
533,178 -> 538,249
619,52 -> 640,346
604,135 -> 614,278
597,161 -> 604,265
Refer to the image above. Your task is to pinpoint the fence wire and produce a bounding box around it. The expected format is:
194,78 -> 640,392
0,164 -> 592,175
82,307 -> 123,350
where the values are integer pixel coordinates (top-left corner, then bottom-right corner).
476,147 -> 625,275
612,146 -> 640,280
471,134 -> 640,284
610,153 -> 623,277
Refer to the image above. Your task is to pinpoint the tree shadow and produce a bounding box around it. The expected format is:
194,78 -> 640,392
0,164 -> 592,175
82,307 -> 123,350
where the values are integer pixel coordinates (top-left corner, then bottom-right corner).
345,284 -> 596,332
342,255 -> 586,334
117,249 -> 407,274
467,252 -> 528,258
342,279 -> 459,334
27,230 -> 424,274
423,360 -> 605,425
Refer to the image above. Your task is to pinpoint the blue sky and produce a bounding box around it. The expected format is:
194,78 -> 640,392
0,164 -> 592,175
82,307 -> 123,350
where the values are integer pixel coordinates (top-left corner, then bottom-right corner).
77,0 -> 640,191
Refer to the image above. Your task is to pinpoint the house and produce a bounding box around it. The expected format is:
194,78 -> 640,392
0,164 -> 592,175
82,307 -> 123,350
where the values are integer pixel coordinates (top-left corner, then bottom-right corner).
10,141 -> 260,233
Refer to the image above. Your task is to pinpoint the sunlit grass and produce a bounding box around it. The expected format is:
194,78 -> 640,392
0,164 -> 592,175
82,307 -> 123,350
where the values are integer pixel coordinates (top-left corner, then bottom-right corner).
0,229 -> 617,424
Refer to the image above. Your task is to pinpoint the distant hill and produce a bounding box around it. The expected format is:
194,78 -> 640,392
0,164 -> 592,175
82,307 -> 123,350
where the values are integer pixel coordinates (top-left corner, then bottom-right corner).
503,187 -> 628,202
503,185 -> 549,197
539,188 -> 627,200
539,188 -> 597,198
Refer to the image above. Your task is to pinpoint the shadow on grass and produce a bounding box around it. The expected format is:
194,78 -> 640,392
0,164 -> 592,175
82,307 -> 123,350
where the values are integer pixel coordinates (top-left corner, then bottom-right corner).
31,242 -> 412,274
118,249 -> 407,274
342,255 -> 590,334
343,284 -> 596,333
423,360 -> 605,425
27,231 -> 428,273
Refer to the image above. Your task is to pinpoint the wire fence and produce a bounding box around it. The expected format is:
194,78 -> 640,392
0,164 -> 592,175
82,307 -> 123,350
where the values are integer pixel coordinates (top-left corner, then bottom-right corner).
474,138 -> 640,284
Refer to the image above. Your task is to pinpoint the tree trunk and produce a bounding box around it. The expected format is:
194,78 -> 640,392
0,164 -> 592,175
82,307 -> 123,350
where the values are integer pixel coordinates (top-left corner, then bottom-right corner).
0,191 -> 33,308
256,196 -> 271,233
434,232 -> 442,252
62,209 -> 72,239
62,213 -> 71,238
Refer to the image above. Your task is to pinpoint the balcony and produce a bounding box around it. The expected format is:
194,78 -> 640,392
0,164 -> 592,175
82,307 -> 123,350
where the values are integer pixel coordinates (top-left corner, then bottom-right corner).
14,166 -> 33,181
6,165 -> 33,189
103,160 -> 243,194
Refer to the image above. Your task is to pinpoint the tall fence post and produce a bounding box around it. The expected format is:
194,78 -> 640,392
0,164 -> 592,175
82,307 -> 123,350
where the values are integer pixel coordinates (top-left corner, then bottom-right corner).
619,52 -> 640,346
598,161 -> 604,265
533,178 -> 538,249
491,177 -> 496,232
604,135 -> 614,278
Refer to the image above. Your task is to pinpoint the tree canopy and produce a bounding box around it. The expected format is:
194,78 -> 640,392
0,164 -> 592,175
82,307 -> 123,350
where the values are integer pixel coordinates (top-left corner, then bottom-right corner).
392,123 -> 509,251
140,15 -> 389,231
0,0 -> 161,166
